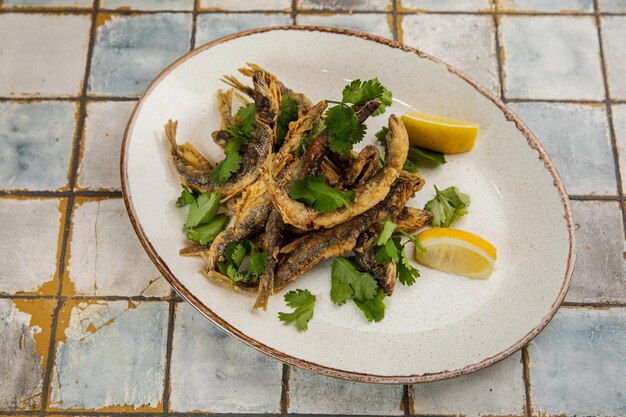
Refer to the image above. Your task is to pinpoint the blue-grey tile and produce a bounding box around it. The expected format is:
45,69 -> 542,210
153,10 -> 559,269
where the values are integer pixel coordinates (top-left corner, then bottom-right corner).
169,303 -> 282,413
100,0 -> 193,10
0,102 -> 76,191
299,0 -> 390,11
499,16 -> 604,100
614,104 -> 626,191
509,102 -> 616,195
49,300 -> 168,410
297,13 -> 393,39
599,0 -> 626,11
528,307 -> 626,416
195,13 -> 292,46
199,0 -> 291,10
601,16 -> 626,100
89,13 -> 192,96
400,0 -> 491,11
1,0 -> 90,7
498,0 -> 593,12
288,368 -> 403,415
566,201 -> 626,303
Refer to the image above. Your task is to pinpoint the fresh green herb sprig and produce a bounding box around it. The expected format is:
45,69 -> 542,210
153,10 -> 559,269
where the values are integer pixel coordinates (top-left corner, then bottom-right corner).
276,96 -> 299,147
375,220 -> 422,286
176,187 -> 229,245
290,175 -> 355,213
375,126 -> 446,172
278,289 -> 316,331
217,239 -> 269,285
424,185 -> 470,227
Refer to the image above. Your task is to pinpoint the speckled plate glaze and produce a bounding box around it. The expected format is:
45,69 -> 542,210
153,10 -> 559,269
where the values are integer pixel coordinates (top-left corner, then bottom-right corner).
121,27 -> 575,384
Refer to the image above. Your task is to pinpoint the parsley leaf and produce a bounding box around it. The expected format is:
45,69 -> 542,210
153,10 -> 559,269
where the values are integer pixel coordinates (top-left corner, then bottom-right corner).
218,239 -> 268,285
353,289 -> 386,322
290,175 -> 355,213
325,105 -> 366,156
249,244 -> 269,276
374,221 -> 421,286
330,257 -> 379,305
424,185 -> 471,227
278,289 -> 316,331
186,214 -> 230,245
397,245 -> 420,285
185,192 -> 221,229
342,79 -> 386,104
372,85 -> 392,117
176,184 -> 198,207
276,96 -> 299,147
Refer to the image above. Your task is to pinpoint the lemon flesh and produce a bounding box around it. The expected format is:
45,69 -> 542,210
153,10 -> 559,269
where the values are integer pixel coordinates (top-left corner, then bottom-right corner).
414,228 -> 496,279
401,111 -> 478,154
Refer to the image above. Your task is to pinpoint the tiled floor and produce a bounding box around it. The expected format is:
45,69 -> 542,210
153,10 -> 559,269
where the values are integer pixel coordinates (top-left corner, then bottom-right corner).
1,0 -> 625,416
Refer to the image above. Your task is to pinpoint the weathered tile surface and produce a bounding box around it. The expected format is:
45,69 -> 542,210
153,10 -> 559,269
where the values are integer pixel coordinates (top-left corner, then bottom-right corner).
0,14 -> 90,97
411,352 -> 525,417
195,13 -> 292,46
402,14 -> 499,94
299,0 -> 390,11
498,0 -> 593,12
2,0 -> 91,6
613,104 -> 626,192
297,13 -> 393,39
77,101 -> 136,190
499,16 -> 604,100
509,102 -> 616,196
89,13 -> 192,96
49,300 -> 168,410
528,308 -> 626,416
169,303 -> 282,413
0,102 -> 76,191
599,0 -> 626,11
565,201 -> 626,303
0,199 -> 62,295
601,16 -> 626,100
0,299 -> 55,410
66,199 -> 169,297
400,0 -> 491,11
288,368 -> 403,414
199,0 -> 291,10
100,0 -> 193,10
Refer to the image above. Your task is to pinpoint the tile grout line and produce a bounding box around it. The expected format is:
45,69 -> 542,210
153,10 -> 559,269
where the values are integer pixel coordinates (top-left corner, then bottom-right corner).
392,0 -> 399,42
189,0 -> 199,51
521,347 -> 533,417
0,190 -> 123,198
402,384 -> 411,416
291,0 -> 297,25
161,300 -> 177,415
492,0 -> 506,101
280,364 -> 290,415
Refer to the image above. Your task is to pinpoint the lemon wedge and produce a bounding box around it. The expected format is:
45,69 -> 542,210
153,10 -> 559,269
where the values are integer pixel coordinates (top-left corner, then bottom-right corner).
414,228 -> 496,279
401,111 -> 478,154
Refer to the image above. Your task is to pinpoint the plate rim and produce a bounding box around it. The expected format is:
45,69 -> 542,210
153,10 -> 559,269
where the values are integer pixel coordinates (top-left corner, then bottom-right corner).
120,25 -> 576,384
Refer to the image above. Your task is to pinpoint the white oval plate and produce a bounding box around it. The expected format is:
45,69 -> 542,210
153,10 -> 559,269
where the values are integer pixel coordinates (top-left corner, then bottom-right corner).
122,27 -> 575,383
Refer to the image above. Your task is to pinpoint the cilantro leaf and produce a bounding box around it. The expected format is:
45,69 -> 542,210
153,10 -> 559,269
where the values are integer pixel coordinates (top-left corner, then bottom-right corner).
295,121 -> 325,157
374,221 -> 421,286
220,239 -> 268,285
375,236 -> 401,264
226,103 -> 256,140
176,184 -> 197,207
353,289 -> 386,322
372,85 -> 392,117
424,185 -> 471,227
330,257 -> 379,305
408,146 -> 446,165
325,104 -> 365,157
185,214 -> 229,245
278,289 -> 316,331
342,79 -> 386,104
209,136 -> 246,185
276,96 -> 299,147
377,220 -> 397,246
397,245 -> 420,285
225,241 -> 247,269
402,158 -> 418,173
375,126 -> 389,146
290,175 -> 355,213
184,192 -> 221,229
249,243 -> 269,276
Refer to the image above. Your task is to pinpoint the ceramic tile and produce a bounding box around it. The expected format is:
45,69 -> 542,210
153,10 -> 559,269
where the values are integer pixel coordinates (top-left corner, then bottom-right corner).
497,0 -> 593,12
400,0 -> 491,11
77,101 -> 135,190
599,0 -> 626,11
601,16 -> 626,100
199,0 -> 291,11
614,104 -> 626,191
195,13 -> 292,46
89,13 -> 192,96
499,16 -> 604,100
288,368 -> 403,415
402,14 -> 499,95
528,308 -> 626,416
565,201 -> 626,303
2,0 -> 91,7
0,299 -> 55,410
0,102 -> 76,191
100,0 -> 193,10
0,14 -> 90,97
297,14 -> 393,39
411,353 -> 525,416
299,0 -> 390,11
169,303 -> 282,413
49,300 -> 168,411
0,199 -> 62,295
65,199 -> 169,297
509,102 -> 616,195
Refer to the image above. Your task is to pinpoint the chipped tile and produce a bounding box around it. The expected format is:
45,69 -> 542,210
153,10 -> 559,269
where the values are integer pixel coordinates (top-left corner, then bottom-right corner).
599,0 -> 626,11
0,102 -> 76,191
100,0 -> 193,10
613,104 -> 626,191
499,16 -> 604,100
0,14 -> 90,97
509,102 -> 616,195
49,300 -> 168,411
2,0 -> 91,7
412,353 -> 525,417
565,201 -> 626,303
498,0 -> 593,12
0,199 -> 62,295
528,308 -> 626,416
400,0 -> 491,11
299,0 -> 390,11
169,303 -> 282,413
402,14 -> 499,95
601,16 -> 626,100
195,13 -> 292,46
66,199 -> 169,297
89,13 -> 192,96
288,368 -> 403,415
297,14 -> 393,39
0,299 -> 55,410
77,101 -> 135,190
199,0 -> 291,11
